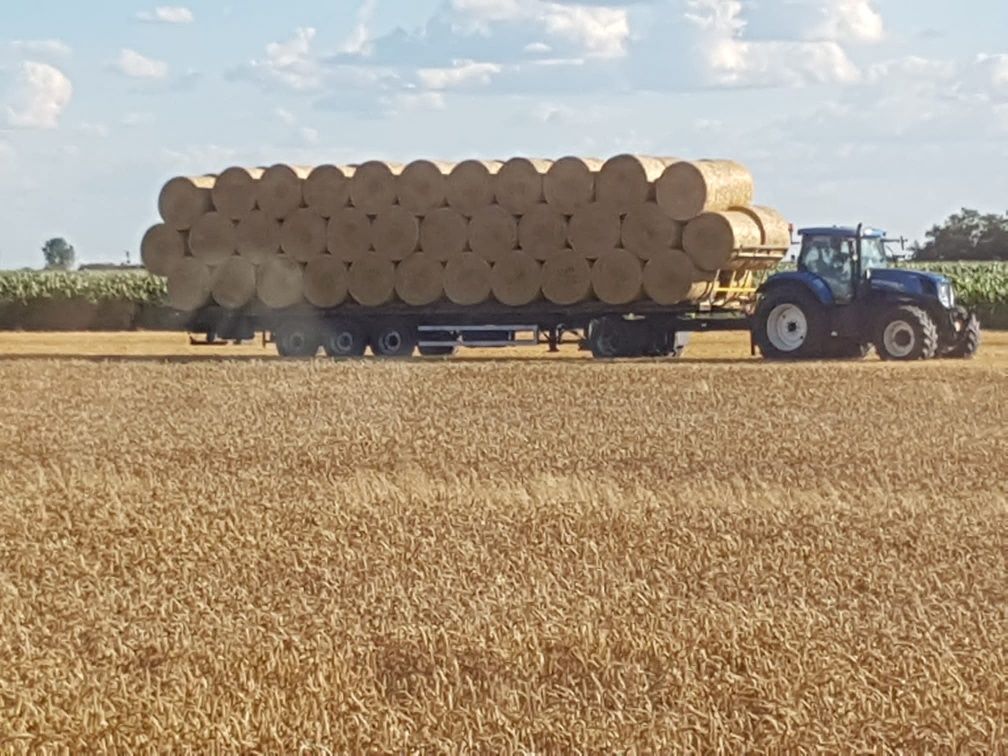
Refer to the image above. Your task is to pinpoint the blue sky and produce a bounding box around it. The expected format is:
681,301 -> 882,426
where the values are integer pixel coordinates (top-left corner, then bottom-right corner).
0,0 -> 1006,268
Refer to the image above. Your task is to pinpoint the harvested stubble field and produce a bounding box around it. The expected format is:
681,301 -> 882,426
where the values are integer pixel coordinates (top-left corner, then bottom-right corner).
1,333 -> 1007,752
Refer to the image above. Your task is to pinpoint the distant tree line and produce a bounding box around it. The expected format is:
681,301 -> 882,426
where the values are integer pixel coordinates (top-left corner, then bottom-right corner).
914,209 -> 1008,262
43,237 -> 76,270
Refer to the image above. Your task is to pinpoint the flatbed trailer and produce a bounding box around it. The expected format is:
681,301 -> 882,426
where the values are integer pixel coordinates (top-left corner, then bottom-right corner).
181,297 -> 756,359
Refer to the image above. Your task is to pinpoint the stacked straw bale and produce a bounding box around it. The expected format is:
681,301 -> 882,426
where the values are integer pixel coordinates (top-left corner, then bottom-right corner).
142,155 -> 790,312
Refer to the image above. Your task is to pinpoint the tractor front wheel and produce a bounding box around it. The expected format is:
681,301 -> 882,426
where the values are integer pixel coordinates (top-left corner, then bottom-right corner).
944,311 -> 981,359
874,305 -> 938,361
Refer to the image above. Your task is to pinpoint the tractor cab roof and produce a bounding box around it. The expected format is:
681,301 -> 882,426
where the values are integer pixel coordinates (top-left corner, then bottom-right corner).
798,226 -> 886,239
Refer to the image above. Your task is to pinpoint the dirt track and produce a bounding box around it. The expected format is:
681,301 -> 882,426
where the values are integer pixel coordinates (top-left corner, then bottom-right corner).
0,329 -> 1007,365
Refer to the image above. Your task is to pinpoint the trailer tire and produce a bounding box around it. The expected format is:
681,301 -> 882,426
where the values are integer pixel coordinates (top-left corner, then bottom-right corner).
754,286 -> 827,360
275,321 -> 321,358
944,312 -> 980,360
371,321 -> 418,358
587,317 -> 622,359
875,305 -> 938,361
322,319 -> 367,358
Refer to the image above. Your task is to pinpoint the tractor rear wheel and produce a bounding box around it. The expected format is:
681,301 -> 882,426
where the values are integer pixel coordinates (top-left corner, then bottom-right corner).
874,305 -> 938,361
753,286 -> 827,360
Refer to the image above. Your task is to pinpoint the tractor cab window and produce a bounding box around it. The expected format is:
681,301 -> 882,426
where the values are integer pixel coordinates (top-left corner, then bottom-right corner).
799,235 -> 855,302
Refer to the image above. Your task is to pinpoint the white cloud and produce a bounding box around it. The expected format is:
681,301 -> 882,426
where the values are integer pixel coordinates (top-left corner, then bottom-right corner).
977,54 -> 1008,100
5,61 -> 73,129
9,39 -> 72,57
814,0 -> 884,44
136,6 -> 194,24
77,122 -> 110,138
448,0 -> 631,59
685,0 -> 861,87
342,0 -> 379,55
274,107 -> 297,126
418,60 -> 503,89
114,49 -> 169,79
243,27 -> 323,91
122,112 -> 155,126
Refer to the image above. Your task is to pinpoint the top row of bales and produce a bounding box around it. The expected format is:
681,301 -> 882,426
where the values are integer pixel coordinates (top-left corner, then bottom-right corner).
157,156 -> 756,229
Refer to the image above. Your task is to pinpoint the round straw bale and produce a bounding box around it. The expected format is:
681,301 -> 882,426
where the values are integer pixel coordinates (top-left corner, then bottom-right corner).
349,161 -> 402,213
656,160 -> 755,221
257,255 -> 304,309
419,208 -> 467,261
496,158 -> 551,215
518,204 -> 567,261
446,160 -> 502,215
158,175 -> 215,230
236,210 -> 281,264
211,257 -> 257,310
622,202 -> 684,260
304,165 -> 353,217
591,249 -> 643,305
304,256 -> 349,308
542,249 -> 592,305
469,205 -> 517,263
212,167 -> 264,219
395,252 -> 444,306
443,253 -> 492,305
682,210 -> 762,272
372,206 -> 419,261
140,223 -> 186,276
166,258 -> 212,311
348,256 -> 396,306
543,157 -> 602,213
596,155 -> 673,211
189,212 -> 237,265
327,207 -> 372,262
492,251 -> 541,307
257,164 -> 311,220
397,160 -> 451,214
569,202 -> 622,259
280,208 -> 328,262
642,249 -> 699,305
733,205 -> 791,250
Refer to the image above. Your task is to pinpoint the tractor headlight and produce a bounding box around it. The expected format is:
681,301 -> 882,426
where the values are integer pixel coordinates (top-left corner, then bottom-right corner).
937,281 -> 955,309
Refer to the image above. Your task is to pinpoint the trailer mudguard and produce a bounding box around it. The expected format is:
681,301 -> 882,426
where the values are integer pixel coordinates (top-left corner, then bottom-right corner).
759,271 -> 835,307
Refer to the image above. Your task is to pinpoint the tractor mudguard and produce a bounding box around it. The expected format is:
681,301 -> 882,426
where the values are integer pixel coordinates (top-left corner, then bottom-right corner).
759,271 -> 835,307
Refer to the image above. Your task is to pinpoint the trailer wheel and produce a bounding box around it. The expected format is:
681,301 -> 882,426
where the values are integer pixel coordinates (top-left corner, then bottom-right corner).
275,321 -> 321,358
754,286 -> 827,360
371,322 -> 418,358
943,312 -> 980,359
874,305 -> 938,361
322,319 -> 367,358
587,318 -> 621,358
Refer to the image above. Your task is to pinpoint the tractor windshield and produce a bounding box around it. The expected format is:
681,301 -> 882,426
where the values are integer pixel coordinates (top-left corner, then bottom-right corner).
861,237 -> 888,272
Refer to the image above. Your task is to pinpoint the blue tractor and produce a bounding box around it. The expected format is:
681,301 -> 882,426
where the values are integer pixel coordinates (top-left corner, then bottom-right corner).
753,225 -> 981,360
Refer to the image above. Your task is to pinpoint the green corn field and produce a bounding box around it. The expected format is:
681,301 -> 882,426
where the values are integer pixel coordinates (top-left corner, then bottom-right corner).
0,270 -> 167,305
0,264 -> 1006,321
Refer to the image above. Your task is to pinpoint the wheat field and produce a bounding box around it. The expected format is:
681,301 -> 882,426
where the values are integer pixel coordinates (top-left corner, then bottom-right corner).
1,333 -> 1007,752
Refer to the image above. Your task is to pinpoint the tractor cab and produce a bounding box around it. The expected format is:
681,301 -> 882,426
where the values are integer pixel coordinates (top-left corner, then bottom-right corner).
797,226 -> 889,303
753,224 -> 980,361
